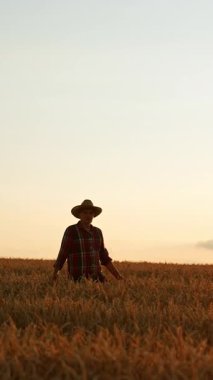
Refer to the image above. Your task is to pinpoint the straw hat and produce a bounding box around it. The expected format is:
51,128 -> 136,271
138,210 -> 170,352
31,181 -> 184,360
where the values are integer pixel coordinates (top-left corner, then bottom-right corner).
71,199 -> 102,218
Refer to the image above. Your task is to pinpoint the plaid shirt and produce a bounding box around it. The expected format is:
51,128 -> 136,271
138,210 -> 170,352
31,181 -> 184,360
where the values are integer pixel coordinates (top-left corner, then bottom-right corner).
54,221 -> 112,280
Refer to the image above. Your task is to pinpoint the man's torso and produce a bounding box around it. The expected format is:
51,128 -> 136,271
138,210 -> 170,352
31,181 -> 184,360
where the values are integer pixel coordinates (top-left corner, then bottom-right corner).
65,222 -> 103,280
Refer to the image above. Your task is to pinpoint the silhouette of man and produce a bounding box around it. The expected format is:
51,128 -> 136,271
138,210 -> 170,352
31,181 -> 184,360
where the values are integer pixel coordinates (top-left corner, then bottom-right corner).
53,200 -> 123,283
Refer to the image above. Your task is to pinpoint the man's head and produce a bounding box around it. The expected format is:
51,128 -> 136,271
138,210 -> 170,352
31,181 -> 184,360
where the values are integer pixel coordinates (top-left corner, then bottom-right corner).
79,208 -> 95,225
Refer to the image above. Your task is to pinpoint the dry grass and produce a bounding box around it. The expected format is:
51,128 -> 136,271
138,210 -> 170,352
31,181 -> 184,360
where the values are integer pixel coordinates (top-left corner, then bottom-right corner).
0,258 -> 212,379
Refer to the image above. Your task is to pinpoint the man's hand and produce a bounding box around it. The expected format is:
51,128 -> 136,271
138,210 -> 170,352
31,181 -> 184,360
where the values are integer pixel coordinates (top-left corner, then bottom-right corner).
116,273 -> 124,280
52,269 -> 59,285
105,262 -> 124,281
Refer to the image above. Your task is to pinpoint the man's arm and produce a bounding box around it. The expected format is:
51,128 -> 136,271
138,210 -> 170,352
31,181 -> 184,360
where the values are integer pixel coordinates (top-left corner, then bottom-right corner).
52,227 -> 70,282
99,229 -> 123,280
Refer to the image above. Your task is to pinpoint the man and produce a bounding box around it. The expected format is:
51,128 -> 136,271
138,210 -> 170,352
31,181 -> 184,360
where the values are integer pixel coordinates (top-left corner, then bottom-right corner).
53,200 -> 123,283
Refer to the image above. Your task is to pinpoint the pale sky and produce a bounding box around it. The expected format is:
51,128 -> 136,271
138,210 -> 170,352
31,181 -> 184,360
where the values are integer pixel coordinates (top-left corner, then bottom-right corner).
1,1 -> 213,263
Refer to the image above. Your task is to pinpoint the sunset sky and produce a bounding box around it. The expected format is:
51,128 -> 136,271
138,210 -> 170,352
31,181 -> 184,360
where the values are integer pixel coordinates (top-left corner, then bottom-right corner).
1,1 -> 213,263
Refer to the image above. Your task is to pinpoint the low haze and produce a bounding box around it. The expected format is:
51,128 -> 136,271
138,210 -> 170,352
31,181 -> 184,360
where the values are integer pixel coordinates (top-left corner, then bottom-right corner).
1,1 -> 213,263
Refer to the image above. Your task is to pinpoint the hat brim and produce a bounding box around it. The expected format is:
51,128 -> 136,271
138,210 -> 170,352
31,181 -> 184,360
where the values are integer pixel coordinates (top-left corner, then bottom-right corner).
71,205 -> 102,219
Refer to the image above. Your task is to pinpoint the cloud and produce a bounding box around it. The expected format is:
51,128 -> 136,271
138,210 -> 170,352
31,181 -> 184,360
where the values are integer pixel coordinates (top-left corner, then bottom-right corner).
196,240 -> 213,250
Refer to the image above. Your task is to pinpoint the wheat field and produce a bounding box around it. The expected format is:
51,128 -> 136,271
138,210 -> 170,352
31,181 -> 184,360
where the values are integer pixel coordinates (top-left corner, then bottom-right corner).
0,258 -> 212,379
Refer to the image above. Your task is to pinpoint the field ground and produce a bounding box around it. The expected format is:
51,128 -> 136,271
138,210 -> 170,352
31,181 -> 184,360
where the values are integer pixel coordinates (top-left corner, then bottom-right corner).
0,258 -> 212,379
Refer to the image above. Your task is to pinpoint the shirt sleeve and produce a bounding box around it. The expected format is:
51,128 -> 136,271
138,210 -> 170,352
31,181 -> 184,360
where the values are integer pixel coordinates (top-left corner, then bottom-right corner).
54,227 -> 71,270
99,229 -> 112,266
